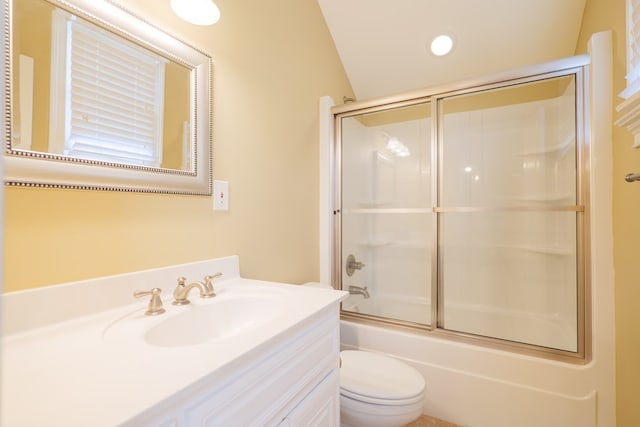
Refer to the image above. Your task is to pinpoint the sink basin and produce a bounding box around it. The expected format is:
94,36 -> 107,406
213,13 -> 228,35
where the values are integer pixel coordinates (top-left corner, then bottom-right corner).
144,296 -> 282,347
103,289 -> 287,348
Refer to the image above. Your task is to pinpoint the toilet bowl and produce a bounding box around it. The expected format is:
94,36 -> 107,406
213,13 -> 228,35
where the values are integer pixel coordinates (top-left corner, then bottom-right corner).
301,283 -> 426,427
339,350 -> 425,427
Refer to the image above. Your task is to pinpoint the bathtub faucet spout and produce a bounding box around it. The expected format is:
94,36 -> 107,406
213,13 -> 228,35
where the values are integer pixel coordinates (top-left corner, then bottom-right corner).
348,285 -> 370,299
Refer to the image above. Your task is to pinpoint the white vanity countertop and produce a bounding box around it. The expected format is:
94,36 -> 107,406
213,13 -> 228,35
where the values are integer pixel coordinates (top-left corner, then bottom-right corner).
1,273 -> 347,427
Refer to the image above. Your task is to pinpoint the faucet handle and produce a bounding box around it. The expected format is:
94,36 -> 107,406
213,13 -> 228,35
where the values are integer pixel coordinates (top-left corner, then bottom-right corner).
133,288 -> 166,316
173,276 -> 191,305
203,272 -> 222,298
346,254 -> 365,277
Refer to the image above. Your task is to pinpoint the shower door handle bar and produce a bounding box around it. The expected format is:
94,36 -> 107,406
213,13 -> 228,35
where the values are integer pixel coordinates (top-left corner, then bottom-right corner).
345,206 -> 585,213
434,205 -> 584,212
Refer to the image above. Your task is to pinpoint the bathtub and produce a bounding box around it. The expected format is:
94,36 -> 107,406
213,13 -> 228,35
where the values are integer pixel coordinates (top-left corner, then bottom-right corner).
340,312 -> 598,427
342,294 -> 575,351
342,294 -> 430,324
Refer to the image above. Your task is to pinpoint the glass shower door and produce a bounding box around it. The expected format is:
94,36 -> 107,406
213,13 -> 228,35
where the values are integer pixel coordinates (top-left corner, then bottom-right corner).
333,59 -> 589,360
338,102 -> 432,326
438,75 -> 581,352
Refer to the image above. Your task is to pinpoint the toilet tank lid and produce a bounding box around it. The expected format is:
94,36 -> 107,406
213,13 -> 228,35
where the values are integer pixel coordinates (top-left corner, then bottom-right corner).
340,350 -> 425,400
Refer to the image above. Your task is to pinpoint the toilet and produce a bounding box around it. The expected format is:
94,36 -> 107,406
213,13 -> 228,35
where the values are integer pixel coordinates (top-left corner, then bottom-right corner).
302,283 -> 426,427
339,350 -> 425,427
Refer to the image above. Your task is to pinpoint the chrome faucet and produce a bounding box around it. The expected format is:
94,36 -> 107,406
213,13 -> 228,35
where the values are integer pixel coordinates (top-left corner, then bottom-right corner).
348,285 -> 370,299
173,277 -> 209,305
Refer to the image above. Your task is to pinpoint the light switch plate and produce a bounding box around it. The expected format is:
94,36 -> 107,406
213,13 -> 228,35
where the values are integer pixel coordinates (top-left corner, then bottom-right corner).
213,180 -> 229,211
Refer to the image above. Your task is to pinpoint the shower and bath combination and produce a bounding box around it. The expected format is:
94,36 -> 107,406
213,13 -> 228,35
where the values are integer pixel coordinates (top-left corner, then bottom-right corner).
333,56 -> 589,362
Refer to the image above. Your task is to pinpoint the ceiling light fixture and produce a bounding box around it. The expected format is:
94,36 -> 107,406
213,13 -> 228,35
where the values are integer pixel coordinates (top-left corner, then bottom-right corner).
171,0 -> 221,26
430,34 -> 454,57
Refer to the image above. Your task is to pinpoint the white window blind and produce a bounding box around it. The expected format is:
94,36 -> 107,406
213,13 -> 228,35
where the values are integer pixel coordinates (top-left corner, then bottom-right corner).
50,12 -> 166,166
623,0 -> 640,98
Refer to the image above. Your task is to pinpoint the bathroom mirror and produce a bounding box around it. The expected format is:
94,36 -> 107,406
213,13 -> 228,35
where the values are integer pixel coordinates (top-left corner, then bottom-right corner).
2,0 -> 213,194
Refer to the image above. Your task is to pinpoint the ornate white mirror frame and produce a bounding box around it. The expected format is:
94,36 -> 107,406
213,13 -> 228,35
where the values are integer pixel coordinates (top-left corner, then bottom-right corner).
2,0 -> 213,194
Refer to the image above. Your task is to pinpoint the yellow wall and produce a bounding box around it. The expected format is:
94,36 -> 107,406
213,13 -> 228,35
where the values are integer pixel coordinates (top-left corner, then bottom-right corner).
576,0 -> 640,425
14,0 -> 54,152
3,0 -> 353,291
161,61 -> 191,170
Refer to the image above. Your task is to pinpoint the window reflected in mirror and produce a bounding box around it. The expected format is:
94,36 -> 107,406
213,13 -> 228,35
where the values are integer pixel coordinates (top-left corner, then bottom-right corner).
12,0 -> 193,171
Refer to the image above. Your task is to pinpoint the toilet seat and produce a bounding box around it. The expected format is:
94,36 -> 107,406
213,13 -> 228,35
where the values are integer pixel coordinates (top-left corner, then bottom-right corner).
341,388 -> 424,406
340,350 -> 425,406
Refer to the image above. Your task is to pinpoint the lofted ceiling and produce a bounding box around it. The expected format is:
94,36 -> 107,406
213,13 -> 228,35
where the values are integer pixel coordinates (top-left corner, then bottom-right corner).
317,0 -> 587,101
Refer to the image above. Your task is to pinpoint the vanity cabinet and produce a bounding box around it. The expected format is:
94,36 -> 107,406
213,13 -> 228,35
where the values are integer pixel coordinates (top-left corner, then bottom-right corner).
125,306 -> 341,427
2,257 -> 348,427
277,369 -> 340,426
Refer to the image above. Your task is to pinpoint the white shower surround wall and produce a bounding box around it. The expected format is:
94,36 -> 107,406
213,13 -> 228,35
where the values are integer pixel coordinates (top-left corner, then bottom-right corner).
440,84 -> 578,351
340,110 -> 432,319
319,31 -> 615,427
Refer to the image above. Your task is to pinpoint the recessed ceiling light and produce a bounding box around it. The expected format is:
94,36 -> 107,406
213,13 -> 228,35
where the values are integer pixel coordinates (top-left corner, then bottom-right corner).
430,34 -> 454,56
171,0 -> 221,26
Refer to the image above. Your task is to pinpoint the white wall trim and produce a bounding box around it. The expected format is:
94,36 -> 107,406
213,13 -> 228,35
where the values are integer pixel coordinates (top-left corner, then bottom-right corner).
16,55 -> 34,151
587,30 -> 616,427
319,96 -> 334,285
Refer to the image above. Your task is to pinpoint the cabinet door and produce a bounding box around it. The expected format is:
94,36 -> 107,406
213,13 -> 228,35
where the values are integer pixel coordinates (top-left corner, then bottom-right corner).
278,369 -> 340,427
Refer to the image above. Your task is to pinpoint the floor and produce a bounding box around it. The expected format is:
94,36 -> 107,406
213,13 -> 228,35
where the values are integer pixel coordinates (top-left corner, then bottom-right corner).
403,414 -> 459,427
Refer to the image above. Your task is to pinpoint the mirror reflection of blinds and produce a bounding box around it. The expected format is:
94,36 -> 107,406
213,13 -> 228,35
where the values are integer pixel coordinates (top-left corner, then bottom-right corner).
624,0 -> 640,98
65,16 -> 166,166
